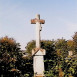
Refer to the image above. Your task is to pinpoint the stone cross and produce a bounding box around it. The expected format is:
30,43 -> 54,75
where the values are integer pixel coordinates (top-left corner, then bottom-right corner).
31,14 -> 45,48
31,14 -> 46,77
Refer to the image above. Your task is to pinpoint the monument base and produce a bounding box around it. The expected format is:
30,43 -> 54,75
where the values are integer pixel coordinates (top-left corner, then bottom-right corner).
34,75 -> 45,77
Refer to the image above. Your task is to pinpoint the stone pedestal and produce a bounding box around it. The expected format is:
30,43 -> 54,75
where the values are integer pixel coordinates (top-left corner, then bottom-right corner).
35,75 -> 45,77
32,48 -> 46,77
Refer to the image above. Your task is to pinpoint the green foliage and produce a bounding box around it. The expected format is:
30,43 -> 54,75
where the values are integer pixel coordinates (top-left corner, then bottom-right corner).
26,40 -> 36,55
41,40 -> 56,71
44,37 -> 77,77
0,36 -> 21,77
64,57 -> 77,77
55,38 -> 67,51
67,40 -> 74,51
73,32 -> 77,53
0,36 -> 33,77
55,38 -> 68,58
0,32 -> 77,77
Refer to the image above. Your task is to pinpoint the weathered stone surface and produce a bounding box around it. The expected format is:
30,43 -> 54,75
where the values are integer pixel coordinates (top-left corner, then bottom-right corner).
34,75 -> 45,77
33,49 -> 45,76
32,48 -> 46,56
31,14 -> 45,48
31,14 -> 45,77
31,14 -> 45,24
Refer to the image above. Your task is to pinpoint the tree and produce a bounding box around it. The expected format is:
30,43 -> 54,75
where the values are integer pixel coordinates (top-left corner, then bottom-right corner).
25,37 -> 77,77
67,40 -> 74,51
25,40 -> 36,56
73,32 -> 77,53
54,38 -> 77,77
64,57 -> 77,77
0,36 -> 21,77
55,38 -> 68,58
51,38 -> 68,77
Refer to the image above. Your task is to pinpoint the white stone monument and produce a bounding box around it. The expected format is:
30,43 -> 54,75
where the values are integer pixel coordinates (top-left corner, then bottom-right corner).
31,14 -> 46,77
68,51 -> 73,56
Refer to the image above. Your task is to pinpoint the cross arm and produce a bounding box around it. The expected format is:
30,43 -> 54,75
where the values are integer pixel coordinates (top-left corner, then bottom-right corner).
31,19 -> 45,24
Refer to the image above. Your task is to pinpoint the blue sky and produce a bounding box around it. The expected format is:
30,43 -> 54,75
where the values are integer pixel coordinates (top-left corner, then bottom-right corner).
0,0 -> 77,49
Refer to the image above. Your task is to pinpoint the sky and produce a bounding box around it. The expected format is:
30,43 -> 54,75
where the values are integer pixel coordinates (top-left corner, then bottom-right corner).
0,0 -> 77,50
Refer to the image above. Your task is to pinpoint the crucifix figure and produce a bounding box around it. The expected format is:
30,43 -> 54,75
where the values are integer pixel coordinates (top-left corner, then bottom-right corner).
31,14 -> 46,77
